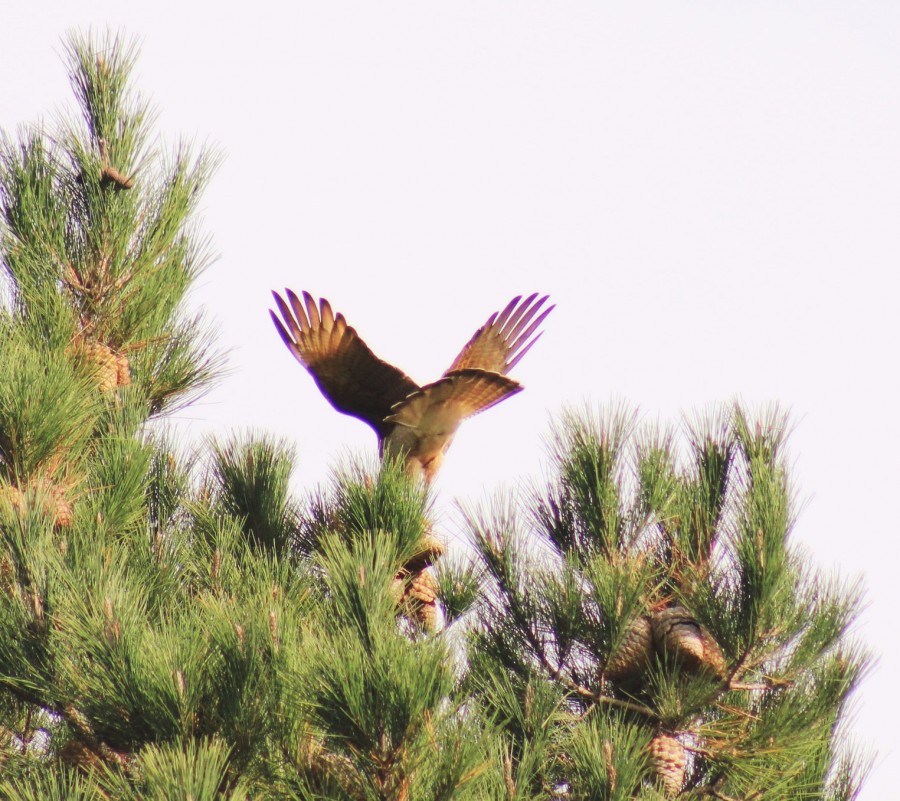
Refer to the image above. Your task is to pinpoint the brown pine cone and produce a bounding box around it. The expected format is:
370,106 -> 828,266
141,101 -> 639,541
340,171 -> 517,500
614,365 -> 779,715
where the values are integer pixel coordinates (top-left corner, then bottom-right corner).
416,600 -> 439,631
302,737 -> 364,797
402,533 -> 446,574
50,483 -> 74,528
648,733 -> 686,797
0,482 -> 73,528
389,573 -> 408,605
59,740 -> 104,773
407,570 -> 438,605
605,615 -> 654,681
391,568 -> 440,631
652,606 -> 726,677
0,485 -> 25,513
72,340 -> 119,392
115,353 -> 131,386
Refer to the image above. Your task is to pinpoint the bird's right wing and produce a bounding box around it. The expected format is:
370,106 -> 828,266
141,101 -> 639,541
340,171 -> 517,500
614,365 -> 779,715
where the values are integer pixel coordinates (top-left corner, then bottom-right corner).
270,289 -> 419,438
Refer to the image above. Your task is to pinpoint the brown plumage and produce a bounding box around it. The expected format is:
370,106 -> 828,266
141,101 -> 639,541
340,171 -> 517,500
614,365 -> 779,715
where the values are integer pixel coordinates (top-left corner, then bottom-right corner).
270,290 -> 553,483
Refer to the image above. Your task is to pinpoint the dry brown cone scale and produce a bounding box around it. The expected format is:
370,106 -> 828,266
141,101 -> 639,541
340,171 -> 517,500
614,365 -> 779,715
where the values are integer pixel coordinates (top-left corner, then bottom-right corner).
115,352 -> 131,386
648,732 -> 687,797
652,605 -> 726,678
604,614 -> 655,682
408,570 -> 439,630
0,480 -> 74,529
406,570 -> 438,605
391,567 -> 440,631
389,531 -> 445,631
402,531 -> 446,574
67,337 -> 131,392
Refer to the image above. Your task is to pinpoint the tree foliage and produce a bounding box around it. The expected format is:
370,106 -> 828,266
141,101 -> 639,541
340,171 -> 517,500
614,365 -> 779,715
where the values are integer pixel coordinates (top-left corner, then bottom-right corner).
463,404 -> 868,799
0,32 -> 868,800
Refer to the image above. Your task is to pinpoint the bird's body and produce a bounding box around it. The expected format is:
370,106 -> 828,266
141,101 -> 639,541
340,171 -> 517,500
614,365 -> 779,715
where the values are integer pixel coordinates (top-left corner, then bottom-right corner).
270,290 -> 552,483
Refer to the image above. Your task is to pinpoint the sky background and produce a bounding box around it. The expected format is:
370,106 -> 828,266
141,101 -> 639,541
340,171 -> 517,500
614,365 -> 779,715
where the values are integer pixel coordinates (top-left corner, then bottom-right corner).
3,2 -> 899,795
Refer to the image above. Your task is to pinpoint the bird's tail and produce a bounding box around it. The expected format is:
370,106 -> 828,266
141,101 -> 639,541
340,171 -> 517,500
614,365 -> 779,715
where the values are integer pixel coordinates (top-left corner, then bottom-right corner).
385,368 -> 522,430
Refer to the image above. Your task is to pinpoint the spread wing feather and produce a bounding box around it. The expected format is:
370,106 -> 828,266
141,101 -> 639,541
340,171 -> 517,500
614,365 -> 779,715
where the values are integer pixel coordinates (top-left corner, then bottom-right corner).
385,369 -> 522,433
270,289 -> 418,438
447,293 -> 554,375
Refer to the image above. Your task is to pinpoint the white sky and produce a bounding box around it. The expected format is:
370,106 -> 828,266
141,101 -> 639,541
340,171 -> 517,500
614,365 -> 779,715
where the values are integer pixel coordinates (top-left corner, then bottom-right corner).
4,2 -> 899,795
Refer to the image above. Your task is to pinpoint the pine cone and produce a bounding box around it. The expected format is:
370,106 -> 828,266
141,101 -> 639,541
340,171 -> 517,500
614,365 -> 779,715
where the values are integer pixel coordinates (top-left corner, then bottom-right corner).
0,485 -> 25,514
648,733 -> 686,797
402,533 -> 446,574
72,340 -> 119,392
389,573 -> 407,604
653,607 -> 703,661
50,483 -> 74,528
697,628 -> 725,676
652,606 -> 726,677
605,615 -> 654,681
303,738 -> 365,798
0,482 -> 73,528
410,571 -> 440,631
391,568 -> 440,630
0,552 -> 15,595
407,570 -> 438,605
115,353 -> 131,386
417,600 -> 439,631
59,739 -> 104,773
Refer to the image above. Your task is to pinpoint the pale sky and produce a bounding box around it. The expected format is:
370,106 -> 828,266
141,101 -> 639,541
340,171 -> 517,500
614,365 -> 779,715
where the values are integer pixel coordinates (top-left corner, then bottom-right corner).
3,3 -> 899,796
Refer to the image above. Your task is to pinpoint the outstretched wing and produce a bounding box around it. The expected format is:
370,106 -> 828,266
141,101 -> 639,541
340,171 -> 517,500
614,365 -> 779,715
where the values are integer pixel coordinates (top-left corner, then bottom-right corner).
270,289 -> 419,438
447,293 -> 554,375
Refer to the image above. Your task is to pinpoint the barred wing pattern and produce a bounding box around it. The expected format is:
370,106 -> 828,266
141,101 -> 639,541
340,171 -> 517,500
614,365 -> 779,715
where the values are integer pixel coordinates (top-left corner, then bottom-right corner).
270,289 -> 418,438
447,293 -> 553,375
385,368 -> 522,431
385,293 -> 554,430
270,289 -> 553,482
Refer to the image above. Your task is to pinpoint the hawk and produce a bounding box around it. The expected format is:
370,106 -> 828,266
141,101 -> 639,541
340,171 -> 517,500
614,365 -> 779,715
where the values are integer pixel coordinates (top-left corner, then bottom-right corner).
270,290 -> 553,483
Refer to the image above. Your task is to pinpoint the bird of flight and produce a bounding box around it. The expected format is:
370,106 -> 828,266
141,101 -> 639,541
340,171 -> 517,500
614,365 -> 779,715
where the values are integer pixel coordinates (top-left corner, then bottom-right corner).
270,290 -> 553,483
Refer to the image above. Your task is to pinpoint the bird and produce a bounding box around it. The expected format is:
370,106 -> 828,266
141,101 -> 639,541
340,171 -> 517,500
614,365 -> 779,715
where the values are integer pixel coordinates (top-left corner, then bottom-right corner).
269,290 -> 553,484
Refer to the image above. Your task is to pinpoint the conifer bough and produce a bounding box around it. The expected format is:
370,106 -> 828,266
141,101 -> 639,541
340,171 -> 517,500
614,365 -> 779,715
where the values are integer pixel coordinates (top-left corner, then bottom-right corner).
465,403 -> 869,799
0,31 -> 869,801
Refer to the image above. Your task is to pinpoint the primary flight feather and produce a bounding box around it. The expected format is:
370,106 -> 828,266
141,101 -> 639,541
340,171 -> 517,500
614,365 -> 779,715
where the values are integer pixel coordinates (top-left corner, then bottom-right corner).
270,290 -> 553,483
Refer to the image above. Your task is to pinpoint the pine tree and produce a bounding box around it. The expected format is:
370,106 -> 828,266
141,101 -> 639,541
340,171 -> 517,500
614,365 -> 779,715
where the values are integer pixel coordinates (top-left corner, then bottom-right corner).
0,32 -> 490,800
0,31 -> 869,801
463,404 -> 869,800
0,28 -> 233,800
